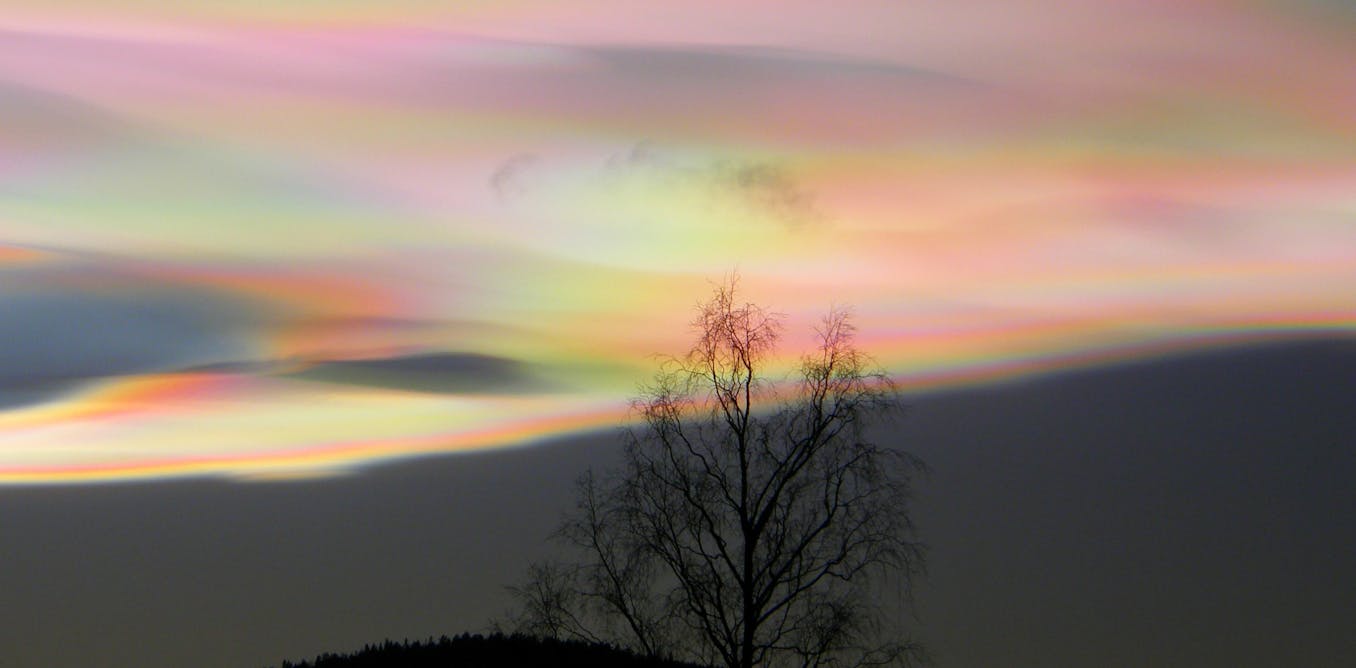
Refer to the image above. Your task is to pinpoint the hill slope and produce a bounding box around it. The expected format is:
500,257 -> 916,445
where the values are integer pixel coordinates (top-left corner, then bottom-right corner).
270,633 -> 709,668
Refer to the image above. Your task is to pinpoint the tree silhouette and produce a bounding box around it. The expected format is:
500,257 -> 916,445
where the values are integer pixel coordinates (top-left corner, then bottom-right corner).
511,278 -> 926,667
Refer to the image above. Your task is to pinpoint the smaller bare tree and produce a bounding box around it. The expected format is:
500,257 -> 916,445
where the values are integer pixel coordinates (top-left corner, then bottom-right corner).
509,278 -> 926,667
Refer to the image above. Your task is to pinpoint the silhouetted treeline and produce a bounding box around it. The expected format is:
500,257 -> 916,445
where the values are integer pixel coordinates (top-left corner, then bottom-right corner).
269,632 -> 711,668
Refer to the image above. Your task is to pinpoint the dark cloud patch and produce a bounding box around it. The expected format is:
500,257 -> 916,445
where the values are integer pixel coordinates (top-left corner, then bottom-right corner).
489,153 -> 540,202
0,381 -> 82,412
607,143 -> 823,229
454,43 -> 996,145
0,287 -> 262,409
494,142 -> 822,229
602,140 -> 664,170
299,314 -> 530,346
286,352 -> 554,395
712,161 -> 821,229
176,359 -> 286,376
578,45 -> 976,89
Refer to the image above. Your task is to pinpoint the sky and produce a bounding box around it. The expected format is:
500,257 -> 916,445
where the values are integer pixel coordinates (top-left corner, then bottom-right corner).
0,0 -> 1352,483
0,1 -> 1354,665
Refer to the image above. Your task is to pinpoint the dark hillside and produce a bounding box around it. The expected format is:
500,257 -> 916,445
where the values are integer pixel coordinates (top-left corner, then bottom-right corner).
269,633 -> 711,668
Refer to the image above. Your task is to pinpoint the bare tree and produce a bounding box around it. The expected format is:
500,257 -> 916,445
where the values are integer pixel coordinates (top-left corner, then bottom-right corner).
510,278 -> 926,667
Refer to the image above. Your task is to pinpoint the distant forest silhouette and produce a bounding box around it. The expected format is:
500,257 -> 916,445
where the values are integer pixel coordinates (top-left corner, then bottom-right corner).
269,633 -> 711,668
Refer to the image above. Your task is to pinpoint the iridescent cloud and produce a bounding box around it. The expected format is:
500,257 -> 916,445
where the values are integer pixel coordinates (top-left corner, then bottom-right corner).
0,0 -> 1352,482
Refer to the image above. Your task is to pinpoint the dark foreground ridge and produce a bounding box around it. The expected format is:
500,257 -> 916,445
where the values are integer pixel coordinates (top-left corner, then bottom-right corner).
268,633 -> 712,668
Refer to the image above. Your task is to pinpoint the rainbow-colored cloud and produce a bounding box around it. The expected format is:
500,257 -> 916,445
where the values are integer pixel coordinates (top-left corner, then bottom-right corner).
0,0 -> 1352,483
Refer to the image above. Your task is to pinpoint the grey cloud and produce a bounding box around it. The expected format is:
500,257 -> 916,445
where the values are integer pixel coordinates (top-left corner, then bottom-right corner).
302,314 -> 528,343
0,285 -> 265,410
606,143 -> 824,229
495,141 -> 824,230
456,42 -> 993,156
176,360 -> 289,376
577,45 -> 976,88
712,162 -> 821,229
490,153 -> 540,202
0,382 -> 82,412
285,352 -> 555,395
